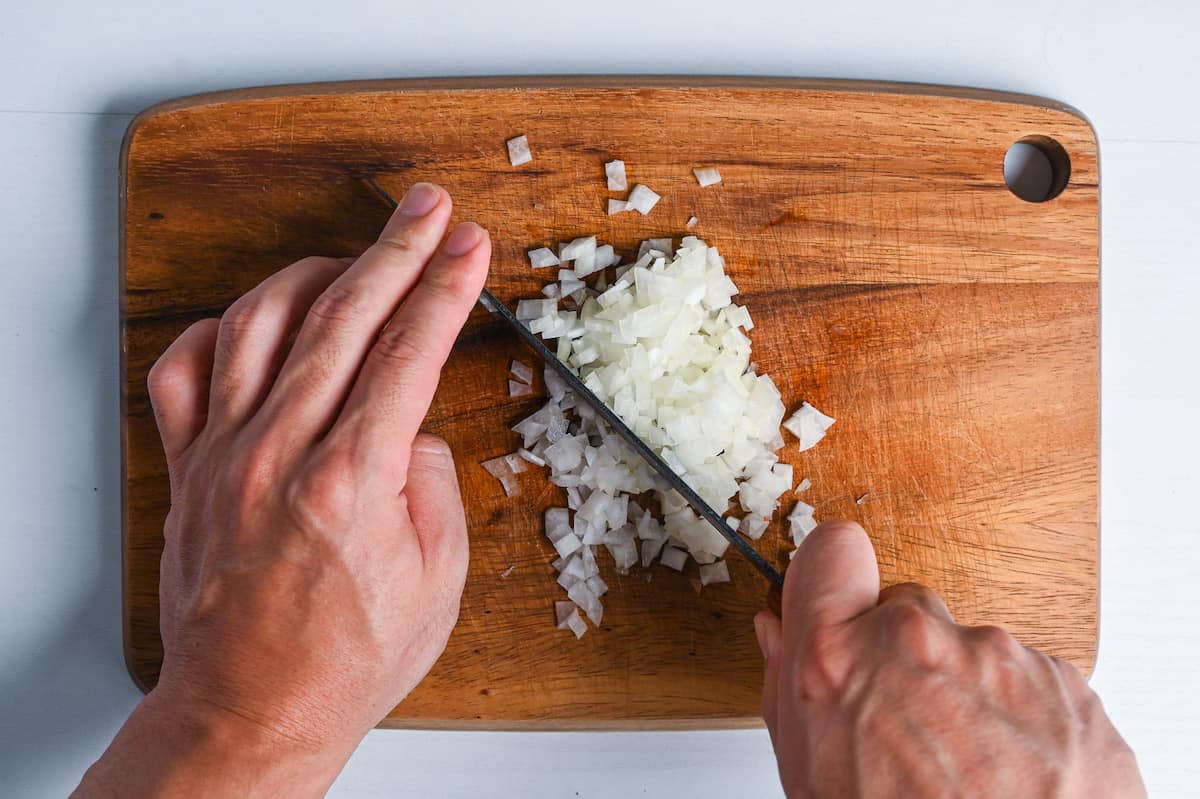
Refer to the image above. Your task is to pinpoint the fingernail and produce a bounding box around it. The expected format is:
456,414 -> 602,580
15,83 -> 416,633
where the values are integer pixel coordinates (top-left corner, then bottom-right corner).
399,182 -> 440,216
444,222 -> 484,256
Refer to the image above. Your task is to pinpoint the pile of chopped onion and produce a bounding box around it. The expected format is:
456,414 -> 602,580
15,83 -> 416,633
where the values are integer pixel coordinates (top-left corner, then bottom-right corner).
484,143 -> 838,635
481,235 -> 837,636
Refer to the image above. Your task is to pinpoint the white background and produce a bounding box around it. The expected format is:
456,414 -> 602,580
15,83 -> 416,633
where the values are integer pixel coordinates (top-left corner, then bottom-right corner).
1,1 -> 1197,796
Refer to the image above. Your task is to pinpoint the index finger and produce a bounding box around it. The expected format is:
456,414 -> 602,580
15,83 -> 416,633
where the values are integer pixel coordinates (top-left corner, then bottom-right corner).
332,221 -> 491,471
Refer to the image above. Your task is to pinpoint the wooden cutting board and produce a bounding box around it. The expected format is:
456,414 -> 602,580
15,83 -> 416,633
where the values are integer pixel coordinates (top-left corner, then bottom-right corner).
121,77 -> 1099,729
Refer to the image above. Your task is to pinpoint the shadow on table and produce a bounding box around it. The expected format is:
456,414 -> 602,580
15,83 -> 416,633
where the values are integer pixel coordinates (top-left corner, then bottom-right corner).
0,109 -> 143,793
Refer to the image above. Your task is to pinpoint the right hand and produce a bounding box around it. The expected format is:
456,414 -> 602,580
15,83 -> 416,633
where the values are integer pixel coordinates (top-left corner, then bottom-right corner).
755,521 -> 1145,798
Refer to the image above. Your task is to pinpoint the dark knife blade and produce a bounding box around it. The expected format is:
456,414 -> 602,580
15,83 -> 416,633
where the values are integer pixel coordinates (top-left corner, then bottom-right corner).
364,177 -> 785,588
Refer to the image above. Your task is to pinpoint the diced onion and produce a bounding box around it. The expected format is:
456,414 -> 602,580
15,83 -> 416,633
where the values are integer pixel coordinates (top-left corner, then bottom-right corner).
783,402 -> 836,451
699,560 -> 730,585
660,546 -> 688,571
518,448 -> 546,467
528,247 -> 560,268
686,216 -> 699,229
507,135 -> 532,166
608,199 -> 629,215
481,455 -> 522,497
605,159 -> 627,191
510,359 -> 534,385
626,184 -> 661,215
509,380 -> 533,398
693,167 -> 722,187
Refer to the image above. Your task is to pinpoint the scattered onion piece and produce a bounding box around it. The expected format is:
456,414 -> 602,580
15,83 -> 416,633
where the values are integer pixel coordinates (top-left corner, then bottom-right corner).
510,359 -> 534,385
481,455 -> 521,497
626,184 -> 661,214
699,560 -> 730,586
693,167 -> 722,187
686,216 -> 699,229
783,402 -> 836,451
506,135 -> 532,166
605,160 -> 628,191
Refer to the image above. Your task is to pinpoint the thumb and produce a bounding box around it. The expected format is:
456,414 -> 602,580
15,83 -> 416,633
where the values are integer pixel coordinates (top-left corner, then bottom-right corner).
404,432 -> 469,584
783,520 -> 879,636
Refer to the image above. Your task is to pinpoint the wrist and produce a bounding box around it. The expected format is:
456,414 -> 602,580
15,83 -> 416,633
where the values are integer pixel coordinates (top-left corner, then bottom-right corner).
74,682 -> 358,798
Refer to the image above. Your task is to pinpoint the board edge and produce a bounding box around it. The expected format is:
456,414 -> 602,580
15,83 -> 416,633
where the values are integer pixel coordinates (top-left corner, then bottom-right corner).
121,75 -> 1096,130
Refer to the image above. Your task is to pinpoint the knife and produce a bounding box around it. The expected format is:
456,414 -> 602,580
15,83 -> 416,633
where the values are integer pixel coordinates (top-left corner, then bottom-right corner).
365,177 -> 786,589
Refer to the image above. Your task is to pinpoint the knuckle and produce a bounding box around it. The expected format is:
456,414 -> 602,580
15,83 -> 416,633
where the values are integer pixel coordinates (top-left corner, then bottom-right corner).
1051,655 -> 1089,693
220,296 -> 273,339
412,432 -> 453,460
146,352 -> 187,398
294,255 -> 346,272
373,322 -> 426,370
970,624 -> 1021,659
306,281 -> 370,328
374,230 -> 423,261
223,434 -> 282,500
798,624 -> 849,695
423,263 -> 478,300
887,601 -> 947,667
284,451 -> 359,531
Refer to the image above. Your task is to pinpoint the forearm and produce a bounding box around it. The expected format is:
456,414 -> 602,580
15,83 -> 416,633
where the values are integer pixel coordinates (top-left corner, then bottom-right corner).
73,686 -> 354,798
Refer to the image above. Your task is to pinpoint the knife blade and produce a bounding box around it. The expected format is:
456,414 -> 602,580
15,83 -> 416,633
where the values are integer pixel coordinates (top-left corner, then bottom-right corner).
364,177 -> 785,588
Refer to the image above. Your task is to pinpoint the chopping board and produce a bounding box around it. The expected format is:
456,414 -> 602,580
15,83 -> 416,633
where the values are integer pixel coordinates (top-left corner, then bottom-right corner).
121,77 -> 1099,729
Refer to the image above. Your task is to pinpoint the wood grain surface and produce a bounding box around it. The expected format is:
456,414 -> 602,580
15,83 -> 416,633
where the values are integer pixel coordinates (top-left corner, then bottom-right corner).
121,77 -> 1099,728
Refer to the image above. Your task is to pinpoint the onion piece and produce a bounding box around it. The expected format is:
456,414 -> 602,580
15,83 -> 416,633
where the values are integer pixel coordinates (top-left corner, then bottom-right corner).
518,448 -> 546,467
509,380 -> 533,398
686,216 -> 699,229
660,546 -> 688,571
626,184 -> 661,215
693,167 -> 722,187
605,159 -> 628,191
556,602 -> 588,638
517,298 -> 556,320
699,560 -> 730,585
794,477 -> 812,494
506,135 -> 532,166
783,402 -> 836,451
528,247 -> 560,268
510,359 -> 534,385
607,199 -> 629,215
477,451 -> 520,494
554,533 -> 583,558
739,516 -> 769,540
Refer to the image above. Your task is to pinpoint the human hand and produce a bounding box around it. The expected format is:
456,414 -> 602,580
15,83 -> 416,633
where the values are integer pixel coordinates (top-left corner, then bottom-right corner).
755,521 -> 1144,799
77,182 -> 490,797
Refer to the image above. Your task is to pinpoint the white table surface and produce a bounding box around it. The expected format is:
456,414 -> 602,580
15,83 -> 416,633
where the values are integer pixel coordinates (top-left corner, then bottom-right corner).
1,1 -> 1197,796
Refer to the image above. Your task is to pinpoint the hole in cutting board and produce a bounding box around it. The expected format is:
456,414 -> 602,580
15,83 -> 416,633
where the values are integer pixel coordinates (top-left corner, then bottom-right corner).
1004,136 -> 1071,202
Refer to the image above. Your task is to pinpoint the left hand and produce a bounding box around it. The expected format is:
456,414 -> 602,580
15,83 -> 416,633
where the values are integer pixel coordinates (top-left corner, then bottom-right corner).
75,182 -> 490,797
